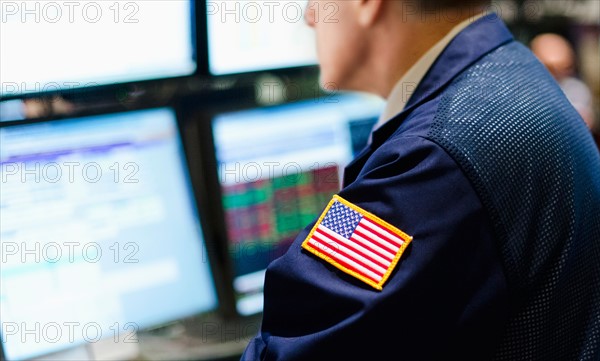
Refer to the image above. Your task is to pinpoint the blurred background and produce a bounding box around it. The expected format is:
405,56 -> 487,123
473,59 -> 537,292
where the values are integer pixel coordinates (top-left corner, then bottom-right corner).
0,1 -> 598,361
499,0 -> 600,138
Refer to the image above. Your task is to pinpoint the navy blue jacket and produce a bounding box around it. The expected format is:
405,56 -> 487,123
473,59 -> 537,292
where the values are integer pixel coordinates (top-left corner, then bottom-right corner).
241,14 -> 600,361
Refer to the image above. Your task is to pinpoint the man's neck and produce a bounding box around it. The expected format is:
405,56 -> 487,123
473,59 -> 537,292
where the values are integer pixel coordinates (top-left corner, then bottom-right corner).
367,8 -> 487,98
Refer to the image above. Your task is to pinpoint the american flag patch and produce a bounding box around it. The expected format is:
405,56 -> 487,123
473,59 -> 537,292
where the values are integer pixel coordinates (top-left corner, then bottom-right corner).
302,195 -> 412,290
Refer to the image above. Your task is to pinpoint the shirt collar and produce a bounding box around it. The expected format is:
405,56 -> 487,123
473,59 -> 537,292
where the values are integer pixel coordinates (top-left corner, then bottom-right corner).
373,13 -> 487,131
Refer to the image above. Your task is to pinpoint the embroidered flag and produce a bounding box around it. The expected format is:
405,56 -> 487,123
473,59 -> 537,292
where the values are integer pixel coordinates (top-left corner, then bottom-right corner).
302,195 -> 412,290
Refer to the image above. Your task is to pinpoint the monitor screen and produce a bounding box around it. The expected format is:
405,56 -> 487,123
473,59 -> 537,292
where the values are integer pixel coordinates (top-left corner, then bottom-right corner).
0,1 -> 197,98
212,93 -> 385,316
206,0 -> 317,76
0,108 -> 219,360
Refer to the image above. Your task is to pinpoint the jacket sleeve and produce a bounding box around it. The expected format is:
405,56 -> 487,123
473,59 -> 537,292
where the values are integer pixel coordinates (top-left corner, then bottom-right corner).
241,135 -> 509,361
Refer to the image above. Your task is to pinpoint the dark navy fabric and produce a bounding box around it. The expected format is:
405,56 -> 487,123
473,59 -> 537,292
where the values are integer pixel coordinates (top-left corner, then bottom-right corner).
241,13 -> 600,361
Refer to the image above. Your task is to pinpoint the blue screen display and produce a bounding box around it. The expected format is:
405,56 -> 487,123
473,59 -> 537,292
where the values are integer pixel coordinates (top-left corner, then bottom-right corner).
0,108 -> 218,360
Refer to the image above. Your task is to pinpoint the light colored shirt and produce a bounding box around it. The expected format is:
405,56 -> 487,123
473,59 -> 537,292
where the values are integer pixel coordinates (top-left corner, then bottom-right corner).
373,13 -> 487,131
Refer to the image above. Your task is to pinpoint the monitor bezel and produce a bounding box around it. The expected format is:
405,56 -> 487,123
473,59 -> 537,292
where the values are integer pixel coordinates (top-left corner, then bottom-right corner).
185,94 -> 264,320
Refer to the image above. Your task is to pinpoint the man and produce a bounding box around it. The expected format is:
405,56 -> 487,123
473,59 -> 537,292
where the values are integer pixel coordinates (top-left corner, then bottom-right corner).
529,32 -> 600,150
242,1 -> 600,360
530,33 -> 596,131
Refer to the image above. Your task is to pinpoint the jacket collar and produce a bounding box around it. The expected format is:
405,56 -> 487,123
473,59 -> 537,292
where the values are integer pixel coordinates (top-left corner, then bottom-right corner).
343,13 -> 514,186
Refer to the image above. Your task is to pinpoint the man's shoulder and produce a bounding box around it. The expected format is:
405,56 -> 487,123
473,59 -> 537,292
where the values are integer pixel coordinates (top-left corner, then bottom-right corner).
367,39 -> 595,190
384,42 -> 552,142
431,41 -> 557,122
427,40 -> 590,168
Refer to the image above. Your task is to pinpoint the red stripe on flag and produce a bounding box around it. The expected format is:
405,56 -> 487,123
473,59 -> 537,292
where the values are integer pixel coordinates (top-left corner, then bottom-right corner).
353,227 -> 398,255
360,218 -> 404,248
304,241 -> 382,284
348,233 -> 395,262
350,232 -> 394,263
314,228 -> 389,270
311,233 -> 385,278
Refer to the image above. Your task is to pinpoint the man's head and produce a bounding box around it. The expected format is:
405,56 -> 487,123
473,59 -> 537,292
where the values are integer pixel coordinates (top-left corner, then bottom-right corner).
530,33 -> 576,81
304,0 -> 491,98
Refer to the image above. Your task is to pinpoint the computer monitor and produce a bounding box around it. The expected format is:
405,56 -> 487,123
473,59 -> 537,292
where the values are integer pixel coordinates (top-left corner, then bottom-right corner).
205,0 -> 318,76
0,107 -> 219,360
211,93 -> 385,316
0,1 -> 197,99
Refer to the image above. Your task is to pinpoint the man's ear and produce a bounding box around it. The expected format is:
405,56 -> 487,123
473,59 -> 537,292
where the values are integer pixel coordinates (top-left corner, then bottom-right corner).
356,0 -> 385,27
